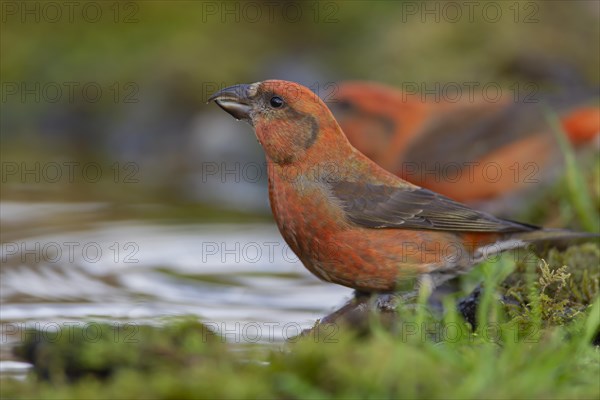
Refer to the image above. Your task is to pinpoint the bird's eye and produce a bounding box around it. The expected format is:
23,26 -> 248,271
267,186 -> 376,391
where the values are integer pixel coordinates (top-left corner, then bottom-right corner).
269,96 -> 284,108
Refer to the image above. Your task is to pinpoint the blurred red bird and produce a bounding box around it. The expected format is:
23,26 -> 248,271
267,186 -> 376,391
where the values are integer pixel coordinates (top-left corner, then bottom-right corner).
210,80 -> 594,292
330,81 -> 600,211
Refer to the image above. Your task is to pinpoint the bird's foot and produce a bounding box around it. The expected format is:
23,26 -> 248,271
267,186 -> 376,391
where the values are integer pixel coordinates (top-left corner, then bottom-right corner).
374,291 -> 418,312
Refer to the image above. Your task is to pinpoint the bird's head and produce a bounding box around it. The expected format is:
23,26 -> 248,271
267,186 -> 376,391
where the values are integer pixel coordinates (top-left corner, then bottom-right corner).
209,80 -> 346,165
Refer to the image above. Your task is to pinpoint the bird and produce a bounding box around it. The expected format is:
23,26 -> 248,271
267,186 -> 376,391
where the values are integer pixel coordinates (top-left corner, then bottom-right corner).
329,81 -> 600,209
209,80 -> 596,293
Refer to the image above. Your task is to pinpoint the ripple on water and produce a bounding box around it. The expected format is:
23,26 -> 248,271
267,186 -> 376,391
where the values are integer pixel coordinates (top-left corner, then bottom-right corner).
1,209 -> 352,350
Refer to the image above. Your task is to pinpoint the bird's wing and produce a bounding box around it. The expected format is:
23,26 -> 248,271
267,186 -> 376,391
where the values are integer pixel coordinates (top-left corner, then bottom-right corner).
329,181 -> 537,233
402,102 -> 544,168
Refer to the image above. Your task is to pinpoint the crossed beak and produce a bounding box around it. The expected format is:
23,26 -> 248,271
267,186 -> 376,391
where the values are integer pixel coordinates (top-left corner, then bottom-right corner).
208,84 -> 254,122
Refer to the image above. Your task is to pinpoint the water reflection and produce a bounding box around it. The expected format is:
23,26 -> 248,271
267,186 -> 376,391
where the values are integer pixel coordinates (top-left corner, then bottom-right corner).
0,202 -> 353,360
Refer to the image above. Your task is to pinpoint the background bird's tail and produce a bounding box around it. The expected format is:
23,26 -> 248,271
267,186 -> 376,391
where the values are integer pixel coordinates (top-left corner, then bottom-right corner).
501,54 -> 600,146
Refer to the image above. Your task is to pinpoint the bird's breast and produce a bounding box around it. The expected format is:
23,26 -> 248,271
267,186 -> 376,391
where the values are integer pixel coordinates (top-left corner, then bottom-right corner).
267,165 -> 350,279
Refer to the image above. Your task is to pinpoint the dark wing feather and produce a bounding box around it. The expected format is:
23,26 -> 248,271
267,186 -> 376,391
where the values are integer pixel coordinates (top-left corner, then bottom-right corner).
403,103 -> 542,167
330,181 -> 538,233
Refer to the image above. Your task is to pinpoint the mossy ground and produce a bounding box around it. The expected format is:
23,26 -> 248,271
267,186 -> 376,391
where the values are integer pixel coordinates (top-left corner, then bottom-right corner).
2,243 -> 598,400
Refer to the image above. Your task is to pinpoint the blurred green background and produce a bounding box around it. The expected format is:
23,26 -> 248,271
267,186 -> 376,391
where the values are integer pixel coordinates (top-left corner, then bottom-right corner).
2,0 -> 598,211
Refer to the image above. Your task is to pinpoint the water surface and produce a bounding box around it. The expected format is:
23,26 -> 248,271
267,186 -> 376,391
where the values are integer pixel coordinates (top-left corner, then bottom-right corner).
0,202 -> 353,374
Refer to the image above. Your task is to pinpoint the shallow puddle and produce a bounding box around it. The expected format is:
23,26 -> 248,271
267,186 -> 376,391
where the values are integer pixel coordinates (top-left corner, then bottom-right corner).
0,202 -> 353,375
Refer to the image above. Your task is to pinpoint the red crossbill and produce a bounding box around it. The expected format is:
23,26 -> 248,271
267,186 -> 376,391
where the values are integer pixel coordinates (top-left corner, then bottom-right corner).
209,80 -> 595,292
330,81 -> 600,208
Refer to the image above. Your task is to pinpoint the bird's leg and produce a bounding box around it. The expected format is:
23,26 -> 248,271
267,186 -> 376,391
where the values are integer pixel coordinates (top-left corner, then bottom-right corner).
374,293 -> 407,311
373,274 -> 439,312
315,290 -> 372,326
311,277 -> 441,335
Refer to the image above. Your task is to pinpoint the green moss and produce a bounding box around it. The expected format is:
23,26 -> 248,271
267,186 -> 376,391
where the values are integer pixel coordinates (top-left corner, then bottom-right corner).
4,247 -> 599,399
502,244 -> 599,330
13,318 -> 224,382
4,310 -> 599,399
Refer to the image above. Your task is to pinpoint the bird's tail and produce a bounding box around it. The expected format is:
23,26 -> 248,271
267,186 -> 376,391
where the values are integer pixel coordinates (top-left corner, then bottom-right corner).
512,229 -> 599,245
561,107 -> 600,146
474,229 -> 599,262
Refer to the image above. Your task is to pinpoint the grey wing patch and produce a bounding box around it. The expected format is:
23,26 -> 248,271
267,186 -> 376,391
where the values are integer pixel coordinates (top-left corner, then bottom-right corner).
402,102 -> 544,168
330,181 -> 537,233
